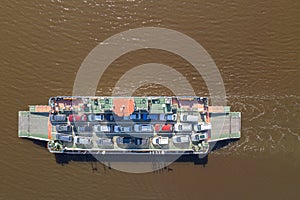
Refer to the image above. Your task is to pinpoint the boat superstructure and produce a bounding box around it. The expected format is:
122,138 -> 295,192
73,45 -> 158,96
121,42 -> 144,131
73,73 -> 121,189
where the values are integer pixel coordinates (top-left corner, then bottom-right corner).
18,96 -> 241,156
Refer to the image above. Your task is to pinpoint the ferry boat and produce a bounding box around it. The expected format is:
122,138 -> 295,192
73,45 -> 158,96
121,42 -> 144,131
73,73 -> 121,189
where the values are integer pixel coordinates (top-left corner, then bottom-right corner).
18,96 -> 241,156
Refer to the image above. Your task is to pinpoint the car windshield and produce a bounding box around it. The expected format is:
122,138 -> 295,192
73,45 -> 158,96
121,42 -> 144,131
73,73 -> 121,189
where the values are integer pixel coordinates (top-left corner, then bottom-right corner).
123,138 -> 131,143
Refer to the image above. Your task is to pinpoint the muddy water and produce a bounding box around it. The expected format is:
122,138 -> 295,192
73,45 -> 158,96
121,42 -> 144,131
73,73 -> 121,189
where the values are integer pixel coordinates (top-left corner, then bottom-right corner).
0,0 -> 299,199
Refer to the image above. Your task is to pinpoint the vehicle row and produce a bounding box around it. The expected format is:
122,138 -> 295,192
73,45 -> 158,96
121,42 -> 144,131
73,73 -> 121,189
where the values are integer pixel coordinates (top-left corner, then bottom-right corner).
55,133 -> 208,147
50,113 -> 204,123
55,122 -> 211,134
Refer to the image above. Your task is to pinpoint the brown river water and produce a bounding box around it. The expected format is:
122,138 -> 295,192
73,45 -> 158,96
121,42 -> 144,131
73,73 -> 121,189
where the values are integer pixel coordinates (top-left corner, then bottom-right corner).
0,0 -> 299,199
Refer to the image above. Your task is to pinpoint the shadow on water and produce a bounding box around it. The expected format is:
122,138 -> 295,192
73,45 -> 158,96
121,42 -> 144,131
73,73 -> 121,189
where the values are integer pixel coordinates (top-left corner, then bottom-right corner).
25,138 -> 238,172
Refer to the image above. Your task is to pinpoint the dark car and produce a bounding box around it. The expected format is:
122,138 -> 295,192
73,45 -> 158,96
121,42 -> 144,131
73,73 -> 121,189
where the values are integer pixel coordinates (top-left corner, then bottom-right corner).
50,114 -> 67,122
133,138 -> 148,146
116,137 -> 147,146
116,137 -> 132,145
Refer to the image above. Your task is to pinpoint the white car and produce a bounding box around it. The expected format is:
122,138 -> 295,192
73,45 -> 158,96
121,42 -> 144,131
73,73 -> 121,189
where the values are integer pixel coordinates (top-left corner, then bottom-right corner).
180,114 -> 199,122
174,123 -> 193,132
193,123 -> 212,132
134,124 -> 153,132
172,135 -> 190,144
74,136 -> 92,145
94,125 -> 111,133
96,138 -> 114,146
152,136 -> 169,145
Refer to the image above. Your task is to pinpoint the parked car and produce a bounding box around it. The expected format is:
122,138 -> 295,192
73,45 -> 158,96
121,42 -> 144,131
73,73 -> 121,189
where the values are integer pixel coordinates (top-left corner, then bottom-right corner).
154,124 -> 173,132
141,114 -> 148,121
75,125 -> 92,132
68,114 -> 87,122
94,125 -> 111,133
159,114 -> 177,121
88,114 -> 104,121
50,114 -> 67,122
105,114 -> 114,121
134,124 -> 153,132
127,113 -> 148,121
191,133 -> 208,142
129,113 -> 141,120
167,114 -> 177,121
174,123 -> 193,132
147,114 -> 159,121
133,138 -> 148,146
116,137 -> 147,146
180,114 -> 199,122
152,136 -> 169,145
114,126 -> 132,133
172,135 -> 190,144
193,123 -> 212,132
74,136 -> 92,145
74,125 -> 93,136
96,138 -> 114,147
116,137 -> 133,145
56,134 -> 73,142
56,125 -> 72,133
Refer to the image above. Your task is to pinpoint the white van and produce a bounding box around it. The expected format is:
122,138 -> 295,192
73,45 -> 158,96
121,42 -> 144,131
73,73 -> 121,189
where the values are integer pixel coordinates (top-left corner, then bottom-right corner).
174,123 -> 193,132
172,135 -> 190,144
94,125 -> 111,133
152,136 -> 169,145
134,124 -> 153,132
193,123 -> 212,132
180,114 -> 199,122
74,136 -> 92,145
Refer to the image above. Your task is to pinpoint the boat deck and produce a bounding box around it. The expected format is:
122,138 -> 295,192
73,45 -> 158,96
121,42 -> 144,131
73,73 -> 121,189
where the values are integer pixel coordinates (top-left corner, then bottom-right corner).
18,103 -> 241,151
210,112 -> 241,141
18,110 -> 51,141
